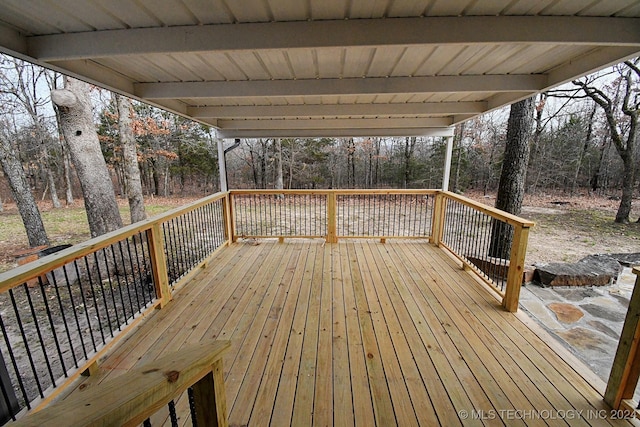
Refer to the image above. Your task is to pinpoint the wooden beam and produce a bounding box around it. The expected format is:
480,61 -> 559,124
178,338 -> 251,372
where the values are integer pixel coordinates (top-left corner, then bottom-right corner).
27,17 -> 640,61
188,102 -> 488,119
216,127 -> 455,139
135,75 -> 548,99
217,117 -> 453,130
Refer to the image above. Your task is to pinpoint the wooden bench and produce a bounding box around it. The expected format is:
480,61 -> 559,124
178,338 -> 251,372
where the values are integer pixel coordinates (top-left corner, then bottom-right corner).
13,340 -> 230,427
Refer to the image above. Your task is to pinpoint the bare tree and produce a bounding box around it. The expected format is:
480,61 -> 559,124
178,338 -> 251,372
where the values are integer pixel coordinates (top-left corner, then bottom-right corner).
51,77 -> 123,237
573,59 -> 639,223
274,138 -> 284,191
116,94 -> 146,223
491,97 -> 535,258
0,56 -> 61,207
0,120 -> 49,247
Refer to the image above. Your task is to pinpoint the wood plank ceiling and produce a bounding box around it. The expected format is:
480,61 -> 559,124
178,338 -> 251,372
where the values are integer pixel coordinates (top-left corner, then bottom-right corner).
0,0 -> 639,138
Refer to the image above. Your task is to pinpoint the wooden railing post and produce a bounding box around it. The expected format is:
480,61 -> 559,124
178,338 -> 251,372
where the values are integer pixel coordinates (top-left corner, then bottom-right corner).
147,223 -> 172,308
192,358 -> 228,427
605,268 -> 640,410
502,224 -> 531,312
326,192 -> 337,243
430,191 -> 446,246
223,192 -> 236,244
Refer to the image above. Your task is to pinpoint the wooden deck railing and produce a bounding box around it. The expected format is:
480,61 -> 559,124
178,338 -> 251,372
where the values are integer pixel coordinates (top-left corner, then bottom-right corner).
433,191 -> 534,312
229,189 -> 533,312
0,192 -> 230,422
0,188 -> 533,423
605,267 -> 640,413
13,340 -> 230,427
229,189 -> 436,243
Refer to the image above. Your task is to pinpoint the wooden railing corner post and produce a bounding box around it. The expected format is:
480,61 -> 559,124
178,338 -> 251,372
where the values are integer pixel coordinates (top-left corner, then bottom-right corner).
605,268 -> 640,409
502,225 -> 530,312
327,192 -> 338,243
431,191 -> 446,246
147,223 -> 172,308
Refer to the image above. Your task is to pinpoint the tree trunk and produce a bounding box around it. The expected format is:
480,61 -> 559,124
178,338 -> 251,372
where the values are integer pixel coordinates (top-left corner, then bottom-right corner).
403,137 -> 416,189
274,138 -> 284,191
453,123 -> 466,193
572,103 -> 597,195
42,144 -> 61,208
0,135 -> 49,247
51,77 -> 123,237
117,94 -> 147,223
490,97 -> 535,258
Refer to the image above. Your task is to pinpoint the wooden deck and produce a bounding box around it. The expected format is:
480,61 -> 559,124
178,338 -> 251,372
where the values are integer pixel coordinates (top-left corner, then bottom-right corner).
65,240 -> 635,426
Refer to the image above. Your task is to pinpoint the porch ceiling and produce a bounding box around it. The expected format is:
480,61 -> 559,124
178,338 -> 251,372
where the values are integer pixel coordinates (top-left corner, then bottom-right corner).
1,0 -> 639,138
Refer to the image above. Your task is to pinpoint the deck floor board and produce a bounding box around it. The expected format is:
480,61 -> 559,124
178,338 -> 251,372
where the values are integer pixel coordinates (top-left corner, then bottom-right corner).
67,240 -> 635,426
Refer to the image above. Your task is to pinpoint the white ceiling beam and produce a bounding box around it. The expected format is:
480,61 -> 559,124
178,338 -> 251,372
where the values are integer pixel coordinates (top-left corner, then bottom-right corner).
217,117 -> 452,130
137,75 -> 547,99
27,16 -> 640,61
545,46 -> 640,89
217,128 -> 455,139
188,102 -> 487,119
0,23 -> 28,58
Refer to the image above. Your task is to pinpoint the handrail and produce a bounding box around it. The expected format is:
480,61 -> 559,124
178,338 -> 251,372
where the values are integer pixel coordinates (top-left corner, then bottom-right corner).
12,340 -> 230,427
605,267 -> 640,412
433,191 -> 534,312
229,189 -> 437,243
0,191 -> 230,421
229,189 -> 533,312
0,191 -> 229,293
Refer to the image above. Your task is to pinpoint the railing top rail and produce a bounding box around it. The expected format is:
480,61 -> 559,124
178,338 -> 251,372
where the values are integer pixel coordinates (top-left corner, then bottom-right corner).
13,340 -> 230,427
441,191 -> 535,228
0,191 -> 228,293
229,189 -> 438,196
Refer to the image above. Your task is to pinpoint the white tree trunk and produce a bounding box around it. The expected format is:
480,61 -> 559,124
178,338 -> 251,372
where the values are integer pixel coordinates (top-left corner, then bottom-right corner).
116,94 -> 147,223
51,77 -> 123,237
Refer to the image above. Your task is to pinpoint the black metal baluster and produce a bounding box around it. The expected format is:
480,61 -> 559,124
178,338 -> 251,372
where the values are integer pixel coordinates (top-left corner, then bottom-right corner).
93,251 -> 114,337
37,275 -> 69,376
9,289 -> 44,397
62,265 -> 89,361
0,314 -> 30,408
74,260 -> 97,353
109,245 -> 130,326
125,238 -> 144,311
49,267 -> 79,369
118,240 -> 138,315
84,256 -> 107,343
188,387 -> 198,427
23,281 -> 56,386
168,400 -> 178,427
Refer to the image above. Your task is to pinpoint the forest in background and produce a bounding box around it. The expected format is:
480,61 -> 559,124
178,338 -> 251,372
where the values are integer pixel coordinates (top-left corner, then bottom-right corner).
0,54 -> 638,213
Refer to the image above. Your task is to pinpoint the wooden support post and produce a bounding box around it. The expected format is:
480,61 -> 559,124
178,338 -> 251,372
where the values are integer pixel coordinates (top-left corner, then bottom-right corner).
81,361 -> 100,377
192,359 -> 228,427
502,225 -> 530,312
326,192 -> 337,244
605,268 -> 640,409
147,224 -> 171,308
223,192 -> 236,244
430,192 -> 446,246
